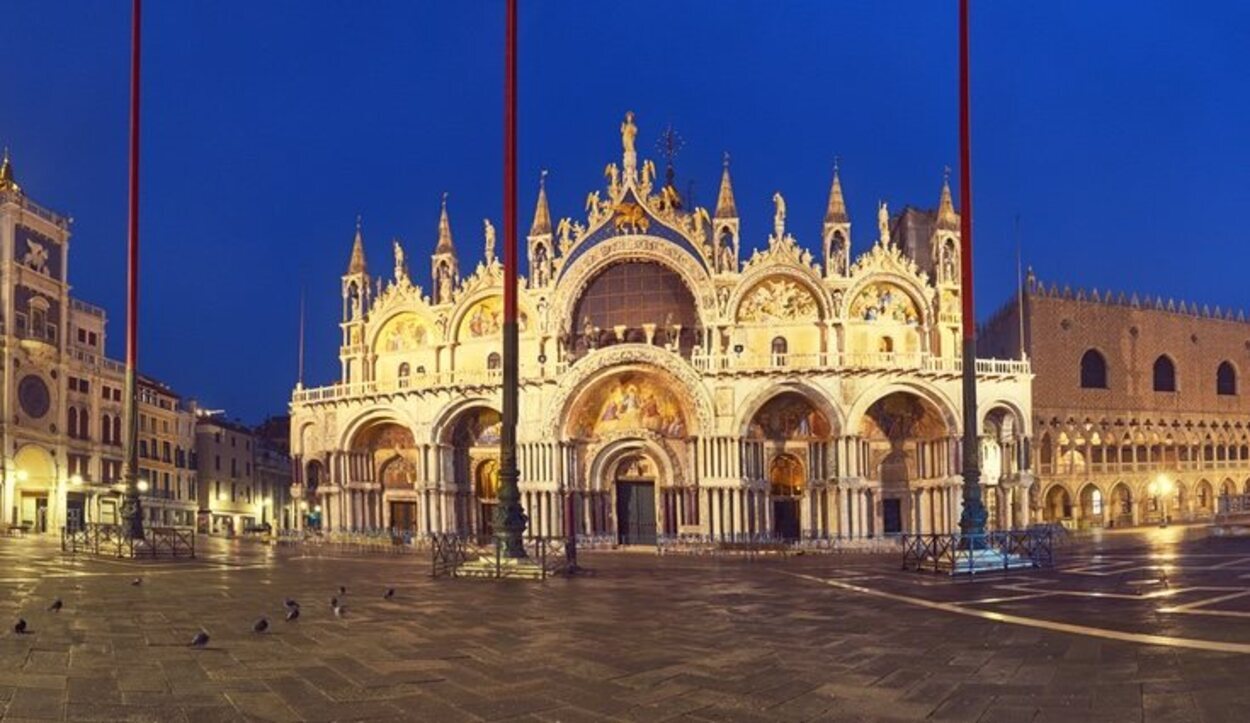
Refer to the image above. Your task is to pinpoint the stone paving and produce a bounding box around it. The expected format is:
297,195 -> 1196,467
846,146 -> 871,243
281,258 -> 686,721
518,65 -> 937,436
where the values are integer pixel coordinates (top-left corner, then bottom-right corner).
2,528 -> 1250,722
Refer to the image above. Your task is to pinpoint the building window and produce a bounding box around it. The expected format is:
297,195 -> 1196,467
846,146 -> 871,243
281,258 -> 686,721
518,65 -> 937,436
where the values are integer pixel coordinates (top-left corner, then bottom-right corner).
398,362 -> 410,379
1091,488 -> 1103,516
1080,349 -> 1108,389
112,416 -> 122,444
68,407 -> 79,438
1218,361 -> 1238,396
88,331 -> 98,346
77,328 -> 87,343
487,353 -> 501,371
1153,355 -> 1176,392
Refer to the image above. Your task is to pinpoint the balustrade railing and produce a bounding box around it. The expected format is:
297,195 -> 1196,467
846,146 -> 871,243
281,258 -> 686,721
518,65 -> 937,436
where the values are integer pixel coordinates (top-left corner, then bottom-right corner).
294,348 -> 1030,404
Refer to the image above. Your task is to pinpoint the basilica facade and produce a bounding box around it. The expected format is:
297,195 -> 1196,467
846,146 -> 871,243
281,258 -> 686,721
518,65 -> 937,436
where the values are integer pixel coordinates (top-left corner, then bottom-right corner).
289,114 -> 1034,543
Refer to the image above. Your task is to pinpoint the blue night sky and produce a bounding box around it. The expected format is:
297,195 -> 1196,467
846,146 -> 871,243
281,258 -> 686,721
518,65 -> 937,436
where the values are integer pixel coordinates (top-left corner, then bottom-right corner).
2,1 -> 1248,422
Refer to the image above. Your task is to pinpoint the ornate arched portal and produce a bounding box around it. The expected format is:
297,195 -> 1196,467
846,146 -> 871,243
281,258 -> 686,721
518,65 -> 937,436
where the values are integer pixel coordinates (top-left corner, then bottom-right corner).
859,391 -> 950,535
565,369 -> 694,543
348,420 -> 416,531
746,391 -> 833,539
442,406 -> 502,537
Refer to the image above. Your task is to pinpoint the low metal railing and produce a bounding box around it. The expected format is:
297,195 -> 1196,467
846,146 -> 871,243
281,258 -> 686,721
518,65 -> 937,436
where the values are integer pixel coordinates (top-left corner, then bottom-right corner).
61,523 -> 195,559
657,533 -> 903,557
429,533 -> 577,579
900,528 -> 1054,574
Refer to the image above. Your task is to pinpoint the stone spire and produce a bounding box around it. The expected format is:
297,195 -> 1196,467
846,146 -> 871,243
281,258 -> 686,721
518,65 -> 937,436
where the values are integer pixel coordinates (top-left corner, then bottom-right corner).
824,159 -> 848,224
713,152 -> 737,219
346,215 -> 367,274
435,192 -> 456,257
529,170 -> 551,236
937,167 -> 959,231
0,147 -> 20,194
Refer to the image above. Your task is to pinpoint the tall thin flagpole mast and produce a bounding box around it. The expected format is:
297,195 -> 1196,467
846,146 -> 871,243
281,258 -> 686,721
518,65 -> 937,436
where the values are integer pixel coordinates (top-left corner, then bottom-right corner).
495,0 -> 528,558
297,287 -> 306,388
121,0 -> 145,540
957,0 -> 988,538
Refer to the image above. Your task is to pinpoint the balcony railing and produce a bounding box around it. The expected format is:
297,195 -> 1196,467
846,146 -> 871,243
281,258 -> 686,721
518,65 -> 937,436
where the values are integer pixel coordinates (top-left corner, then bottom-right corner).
293,347 -> 1030,405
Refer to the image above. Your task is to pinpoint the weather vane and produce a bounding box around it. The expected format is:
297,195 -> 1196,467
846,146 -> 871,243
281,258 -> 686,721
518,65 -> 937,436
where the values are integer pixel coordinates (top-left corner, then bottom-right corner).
656,123 -> 684,185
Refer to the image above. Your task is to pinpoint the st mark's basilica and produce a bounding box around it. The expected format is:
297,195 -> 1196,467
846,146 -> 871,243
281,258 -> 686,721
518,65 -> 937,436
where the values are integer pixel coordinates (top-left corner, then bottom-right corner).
289,114 -> 1034,543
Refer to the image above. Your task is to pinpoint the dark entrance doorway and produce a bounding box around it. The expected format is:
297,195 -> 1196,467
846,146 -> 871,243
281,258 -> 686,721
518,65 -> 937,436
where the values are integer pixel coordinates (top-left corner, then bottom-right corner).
882,498 -> 902,534
773,499 -> 800,540
616,481 -> 656,545
66,493 -> 85,532
389,501 -> 416,531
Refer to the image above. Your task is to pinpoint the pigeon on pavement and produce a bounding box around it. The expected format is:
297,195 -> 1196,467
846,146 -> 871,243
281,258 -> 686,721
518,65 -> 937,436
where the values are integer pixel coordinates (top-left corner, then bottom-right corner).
283,597 -> 299,609
253,617 -> 269,633
330,596 -> 338,608
285,608 -> 300,622
47,598 -> 62,612
131,577 -> 142,586
13,618 -> 27,634
384,588 -> 395,600
190,630 -> 210,648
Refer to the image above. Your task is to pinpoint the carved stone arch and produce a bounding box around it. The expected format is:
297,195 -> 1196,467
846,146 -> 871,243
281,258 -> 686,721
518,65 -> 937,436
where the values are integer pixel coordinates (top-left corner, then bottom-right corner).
977,398 -> 1028,437
551,236 -> 716,335
338,407 -> 420,451
844,271 -> 934,327
295,420 -> 318,457
584,435 -> 681,493
729,266 -> 830,324
366,306 -> 439,351
846,380 -> 960,437
428,395 -> 502,445
735,380 -> 844,438
450,289 -> 535,344
547,346 -> 714,440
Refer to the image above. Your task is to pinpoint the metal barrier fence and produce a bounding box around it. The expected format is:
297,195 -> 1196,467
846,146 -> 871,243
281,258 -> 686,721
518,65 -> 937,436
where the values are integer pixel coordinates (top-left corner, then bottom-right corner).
657,533 -> 902,557
61,523 -> 196,559
1217,493 -> 1250,518
429,533 -> 578,579
900,528 -> 1055,574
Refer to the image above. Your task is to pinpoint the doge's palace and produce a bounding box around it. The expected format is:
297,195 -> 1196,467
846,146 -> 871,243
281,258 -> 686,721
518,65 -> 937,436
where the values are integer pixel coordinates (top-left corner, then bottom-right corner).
289,114 -> 1033,543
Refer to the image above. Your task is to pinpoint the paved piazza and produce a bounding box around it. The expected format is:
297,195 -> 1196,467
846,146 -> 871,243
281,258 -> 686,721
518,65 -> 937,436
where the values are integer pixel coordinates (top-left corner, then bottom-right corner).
3,529 -> 1250,722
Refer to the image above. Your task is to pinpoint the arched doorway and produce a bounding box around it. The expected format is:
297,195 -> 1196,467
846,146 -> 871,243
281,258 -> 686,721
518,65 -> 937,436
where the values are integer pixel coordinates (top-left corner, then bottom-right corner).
1110,482 -> 1134,527
860,391 -> 949,535
1043,485 -> 1072,525
1078,484 -> 1103,529
13,445 -> 56,533
379,457 -> 417,531
350,420 -> 416,532
746,391 -> 833,538
769,453 -> 804,540
445,407 -> 502,536
1196,479 -> 1214,517
613,454 -> 658,545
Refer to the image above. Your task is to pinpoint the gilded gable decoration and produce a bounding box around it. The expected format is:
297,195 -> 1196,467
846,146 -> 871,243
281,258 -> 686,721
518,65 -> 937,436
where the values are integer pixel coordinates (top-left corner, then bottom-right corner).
737,279 -> 820,323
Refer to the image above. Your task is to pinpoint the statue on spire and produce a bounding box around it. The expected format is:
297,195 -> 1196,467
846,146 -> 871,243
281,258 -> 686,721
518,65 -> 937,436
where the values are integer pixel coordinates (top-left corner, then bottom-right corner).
393,239 -> 409,285
877,200 -> 890,244
483,219 -> 497,265
621,111 -> 637,155
772,192 -> 787,240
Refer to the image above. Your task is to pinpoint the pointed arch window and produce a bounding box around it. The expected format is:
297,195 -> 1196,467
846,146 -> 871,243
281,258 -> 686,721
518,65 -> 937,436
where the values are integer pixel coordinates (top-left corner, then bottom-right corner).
397,362 -> 410,384
1080,349 -> 1108,389
1218,361 -> 1237,396
487,352 -> 502,371
1153,355 -> 1176,392
770,337 -> 788,366
68,407 -> 79,439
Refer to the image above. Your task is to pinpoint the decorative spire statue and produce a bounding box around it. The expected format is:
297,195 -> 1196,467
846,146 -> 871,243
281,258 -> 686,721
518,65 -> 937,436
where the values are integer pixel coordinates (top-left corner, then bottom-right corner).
483,218 -> 497,265
393,239 -> 408,284
772,191 -> 787,240
621,110 -> 638,176
877,200 -> 890,244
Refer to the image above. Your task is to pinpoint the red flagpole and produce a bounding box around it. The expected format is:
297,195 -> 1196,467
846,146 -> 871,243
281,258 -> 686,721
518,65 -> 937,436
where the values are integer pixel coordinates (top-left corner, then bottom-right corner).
123,0 -> 145,539
495,0 -> 527,557
957,0 -> 987,536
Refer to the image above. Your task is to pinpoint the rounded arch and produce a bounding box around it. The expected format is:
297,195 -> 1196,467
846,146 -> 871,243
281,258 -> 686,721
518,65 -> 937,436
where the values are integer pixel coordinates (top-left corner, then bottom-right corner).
367,308 -> 436,353
13,444 -> 56,486
305,459 -> 326,492
586,437 -> 678,494
728,267 -> 830,324
563,369 -> 692,442
551,236 -> 715,337
338,408 -> 420,451
547,346 -> 715,439
735,381 -> 845,438
450,290 -> 535,344
1195,478 -> 1215,513
977,398 -> 1028,437
768,452 -> 805,497
428,396 -> 501,445
843,273 -> 931,326
295,420 -> 318,457
847,381 -> 960,437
